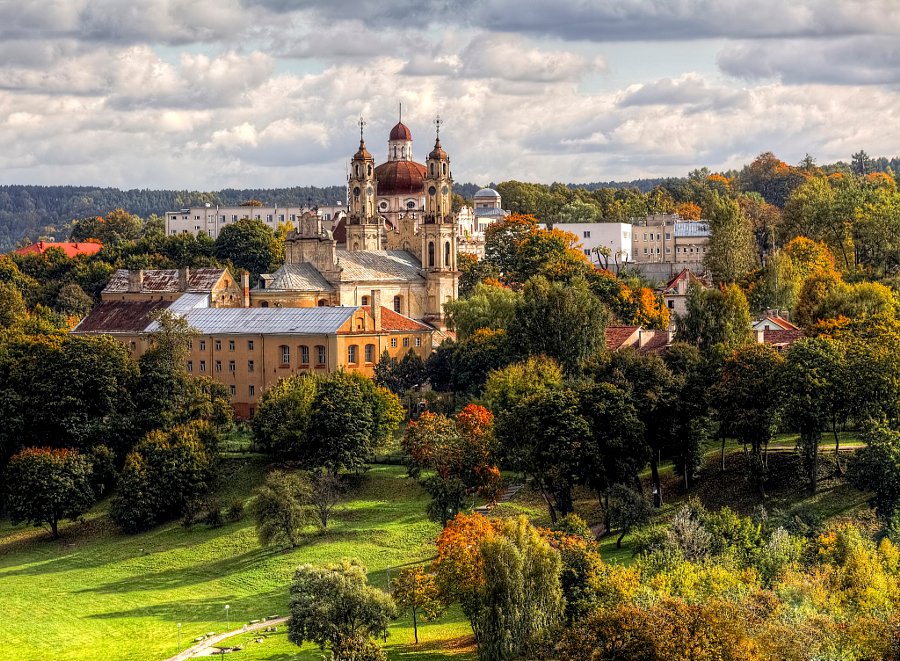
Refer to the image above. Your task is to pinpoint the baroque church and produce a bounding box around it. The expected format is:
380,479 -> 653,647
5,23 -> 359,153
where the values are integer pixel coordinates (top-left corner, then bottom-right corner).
250,114 -> 458,329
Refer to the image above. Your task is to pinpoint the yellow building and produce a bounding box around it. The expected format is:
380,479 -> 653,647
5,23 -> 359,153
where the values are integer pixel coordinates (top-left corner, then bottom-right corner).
73,291 -> 433,419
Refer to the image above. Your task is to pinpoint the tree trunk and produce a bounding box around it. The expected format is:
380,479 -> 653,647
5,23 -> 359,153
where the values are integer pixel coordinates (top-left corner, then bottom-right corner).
721,432 -> 727,471
810,435 -> 819,494
650,455 -> 662,508
833,423 -> 844,476
538,482 -> 557,523
412,606 -> 418,645
50,518 -> 59,540
617,529 -> 626,548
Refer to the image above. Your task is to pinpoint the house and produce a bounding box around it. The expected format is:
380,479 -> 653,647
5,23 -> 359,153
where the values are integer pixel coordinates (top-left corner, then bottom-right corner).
13,240 -> 102,258
751,315 -> 799,332
101,267 -> 244,308
659,269 -> 710,318
540,222 -> 632,268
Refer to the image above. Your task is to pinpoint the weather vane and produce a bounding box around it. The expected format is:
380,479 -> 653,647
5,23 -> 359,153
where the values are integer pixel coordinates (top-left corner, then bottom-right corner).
434,113 -> 443,139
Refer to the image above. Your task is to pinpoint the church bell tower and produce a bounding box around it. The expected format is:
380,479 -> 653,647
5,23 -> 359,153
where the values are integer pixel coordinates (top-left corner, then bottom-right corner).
346,117 -> 381,251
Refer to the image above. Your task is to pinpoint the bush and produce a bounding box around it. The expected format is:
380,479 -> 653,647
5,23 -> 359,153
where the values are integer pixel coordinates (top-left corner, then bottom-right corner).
87,444 -> 117,497
203,504 -> 224,528
227,499 -> 245,523
252,471 -> 311,548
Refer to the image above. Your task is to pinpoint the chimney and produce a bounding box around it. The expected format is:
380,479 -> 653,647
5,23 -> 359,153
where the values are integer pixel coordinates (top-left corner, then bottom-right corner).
638,328 -> 654,348
755,328 -> 766,343
371,289 -> 382,331
128,269 -> 144,293
241,271 -> 250,308
178,267 -> 190,291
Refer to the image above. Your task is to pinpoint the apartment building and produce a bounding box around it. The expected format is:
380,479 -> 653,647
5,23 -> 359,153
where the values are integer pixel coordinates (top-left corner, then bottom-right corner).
165,202 -> 347,239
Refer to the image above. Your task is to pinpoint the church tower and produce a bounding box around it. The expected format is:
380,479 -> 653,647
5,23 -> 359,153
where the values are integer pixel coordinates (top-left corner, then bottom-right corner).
346,117 -> 381,251
421,116 -> 458,328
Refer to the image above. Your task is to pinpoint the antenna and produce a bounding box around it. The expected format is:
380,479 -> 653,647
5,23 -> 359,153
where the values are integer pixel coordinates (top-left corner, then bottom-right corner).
433,114 -> 443,139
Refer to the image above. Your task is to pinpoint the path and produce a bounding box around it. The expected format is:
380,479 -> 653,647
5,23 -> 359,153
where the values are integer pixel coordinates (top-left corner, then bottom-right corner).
474,482 -> 524,515
164,616 -> 288,661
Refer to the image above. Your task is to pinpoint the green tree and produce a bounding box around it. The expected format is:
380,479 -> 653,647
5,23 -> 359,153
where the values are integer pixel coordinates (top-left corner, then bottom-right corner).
373,349 -> 427,394
675,283 -> 752,352
251,470 -> 311,548
4,447 -> 95,539
54,282 -> 94,318
444,282 -> 520,339
288,559 -> 396,658
0,280 -> 26,327
477,516 -> 564,661
213,218 -> 278,275
509,276 -> 608,374
848,425 -> 900,527
391,567 -> 446,645
483,356 -> 563,415
252,373 -> 318,457
607,484 -> 652,548
703,192 -> 756,284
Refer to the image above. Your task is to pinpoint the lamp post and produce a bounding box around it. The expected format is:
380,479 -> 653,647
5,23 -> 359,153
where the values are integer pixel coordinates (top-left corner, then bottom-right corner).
225,604 -> 230,632
243,624 -> 248,652
177,622 -> 181,652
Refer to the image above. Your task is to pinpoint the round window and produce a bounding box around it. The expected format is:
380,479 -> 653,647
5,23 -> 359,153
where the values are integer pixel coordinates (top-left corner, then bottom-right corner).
428,186 -> 437,196
353,186 -> 361,197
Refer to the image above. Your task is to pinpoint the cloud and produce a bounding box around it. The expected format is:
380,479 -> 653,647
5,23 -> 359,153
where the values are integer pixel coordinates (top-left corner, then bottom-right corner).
618,75 -> 749,112
459,35 -> 593,83
718,36 -> 900,85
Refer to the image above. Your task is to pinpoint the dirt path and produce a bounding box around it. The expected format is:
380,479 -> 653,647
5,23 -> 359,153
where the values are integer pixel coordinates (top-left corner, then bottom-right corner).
163,616 -> 289,661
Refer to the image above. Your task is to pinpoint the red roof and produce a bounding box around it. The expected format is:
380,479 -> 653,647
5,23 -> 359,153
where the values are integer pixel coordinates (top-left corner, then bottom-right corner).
14,241 -> 102,258
637,332 -> 670,354
389,122 -> 412,141
374,160 -> 426,197
763,328 -> 804,348
72,299 -> 168,334
360,306 -> 433,332
605,326 -> 639,350
758,315 -> 799,331
661,268 -> 708,294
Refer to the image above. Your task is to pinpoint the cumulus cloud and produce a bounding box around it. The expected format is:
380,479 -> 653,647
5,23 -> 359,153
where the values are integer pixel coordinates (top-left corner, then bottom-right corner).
618,75 -> 749,113
459,35 -> 593,83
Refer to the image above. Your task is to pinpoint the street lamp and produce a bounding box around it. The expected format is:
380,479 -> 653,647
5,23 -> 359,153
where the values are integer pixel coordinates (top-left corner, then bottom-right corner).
225,604 -> 230,632
177,623 -> 181,652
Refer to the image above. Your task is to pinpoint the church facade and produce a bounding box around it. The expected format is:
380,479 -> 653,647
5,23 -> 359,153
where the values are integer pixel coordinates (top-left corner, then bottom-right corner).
251,116 -> 458,328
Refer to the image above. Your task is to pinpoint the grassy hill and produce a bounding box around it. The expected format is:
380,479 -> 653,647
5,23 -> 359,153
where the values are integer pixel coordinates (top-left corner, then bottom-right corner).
0,459 -> 474,661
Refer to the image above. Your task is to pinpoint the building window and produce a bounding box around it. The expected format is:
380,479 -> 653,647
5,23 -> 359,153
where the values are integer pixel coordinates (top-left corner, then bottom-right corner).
316,345 -> 326,366
365,344 -> 375,363
188,340 -> 193,350
248,340 -> 254,350
248,360 -> 254,373
393,296 -> 401,313
249,385 -> 255,397
301,345 -> 309,365
403,337 -> 409,348
643,248 -> 648,254
665,247 -> 671,254
348,345 -> 358,364
361,295 -> 369,306
444,241 -> 451,267
199,340 -> 206,351
416,337 -> 422,347
229,360 -> 235,372
230,384 -> 236,396
428,241 -> 435,267
229,340 -> 235,351
583,230 -> 591,238
214,340 -> 221,351
667,300 -> 675,309
318,299 -> 327,307
261,301 -> 269,308
187,361 -> 193,372
584,249 -> 591,256
391,337 -> 397,348
665,233 -> 671,240
280,345 -> 290,365
200,360 -> 206,372
215,360 -> 222,372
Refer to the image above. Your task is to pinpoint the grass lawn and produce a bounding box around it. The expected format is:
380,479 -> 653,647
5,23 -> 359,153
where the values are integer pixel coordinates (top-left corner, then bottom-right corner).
0,459 -> 476,661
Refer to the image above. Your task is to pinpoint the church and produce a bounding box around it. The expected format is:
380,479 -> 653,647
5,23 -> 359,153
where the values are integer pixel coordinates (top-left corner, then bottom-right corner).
251,114 -> 459,329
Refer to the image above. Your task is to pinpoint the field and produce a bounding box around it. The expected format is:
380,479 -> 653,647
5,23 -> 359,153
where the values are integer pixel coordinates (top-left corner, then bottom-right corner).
0,460 -> 475,661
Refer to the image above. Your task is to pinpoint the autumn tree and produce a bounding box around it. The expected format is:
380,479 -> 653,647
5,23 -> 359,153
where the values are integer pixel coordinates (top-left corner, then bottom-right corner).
391,567 -> 446,645
4,447 -> 96,539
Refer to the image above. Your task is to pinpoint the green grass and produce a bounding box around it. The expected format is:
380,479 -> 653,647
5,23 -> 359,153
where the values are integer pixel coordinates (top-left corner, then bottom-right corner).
0,460 -> 476,661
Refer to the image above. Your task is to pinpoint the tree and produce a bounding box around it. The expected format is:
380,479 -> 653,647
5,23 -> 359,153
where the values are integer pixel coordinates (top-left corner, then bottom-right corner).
252,373 -> 318,457
109,421 -> 215,532
509,276 -> 608,374
676,283 -> 752,352
55,283 -> 93,318
309,470 -> 342,529
703,192 -> 757,284
373,349 -> 427,394
213,218 -> 278,275
288,559 -> 396,658
4,448 -> 95,539
606,484 -> 652,548
446,328 -> 514,394
251,470 -> 311,548
477,516 -> 564,661
0,280 -> 26,327
664,342 -> 714,491
483,356 -> 563,416
848,425 -> 900,527
444,282 -> 520,339
391,567 -> 446,645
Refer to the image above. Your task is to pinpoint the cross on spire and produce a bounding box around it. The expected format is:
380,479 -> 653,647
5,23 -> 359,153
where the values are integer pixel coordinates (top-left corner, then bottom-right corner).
433,114 -> 443,139
399,102 -> 402,124
358,116 -> 366,142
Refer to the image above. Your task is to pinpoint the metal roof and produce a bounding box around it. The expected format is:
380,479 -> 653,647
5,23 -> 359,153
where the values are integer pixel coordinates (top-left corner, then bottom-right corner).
72,300 -> 169,334
258,263 -> 335,292
168,292 -> 211,312
335,250 -> 424,282
674,222 -> 710,237
147,306 -> 357,336
104,268 -> 228,294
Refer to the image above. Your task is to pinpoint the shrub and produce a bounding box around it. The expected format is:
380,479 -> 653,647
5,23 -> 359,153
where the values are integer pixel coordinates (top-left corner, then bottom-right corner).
227,499 -> 244,523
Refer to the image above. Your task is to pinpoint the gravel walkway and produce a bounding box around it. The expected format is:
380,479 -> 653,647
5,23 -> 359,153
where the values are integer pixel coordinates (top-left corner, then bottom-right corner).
163,616 -> 289,661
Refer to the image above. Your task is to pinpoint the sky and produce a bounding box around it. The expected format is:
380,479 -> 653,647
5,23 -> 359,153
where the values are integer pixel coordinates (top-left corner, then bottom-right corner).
1,0 -> 899,190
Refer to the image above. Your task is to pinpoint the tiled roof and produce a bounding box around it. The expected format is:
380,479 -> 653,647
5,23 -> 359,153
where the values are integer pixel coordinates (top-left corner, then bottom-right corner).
104,268 -> 228,294
636,333 -> 670,354
755,315 -> 799,331
374,160 -> 426,197
763,329 -> 804,348
361,306 -> 433,332
72,300 -> 169,334
259,263 -> 335,292
661,268 -> 708,294
148,306 -> 356,336
606,326 -> 640,350
14,241 -> 102,258
335,250 -> 424,282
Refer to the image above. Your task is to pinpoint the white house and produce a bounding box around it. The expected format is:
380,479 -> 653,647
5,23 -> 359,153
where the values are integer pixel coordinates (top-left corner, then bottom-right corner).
540,222 -> 633,269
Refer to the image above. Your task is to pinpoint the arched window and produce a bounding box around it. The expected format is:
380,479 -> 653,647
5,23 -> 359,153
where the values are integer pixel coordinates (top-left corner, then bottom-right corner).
444,241 -> 451,267
355,164 -> 359,177
348,345 -> 358,364
318,299 -> 327,307
361,295 -> 370,306
393,295 -> 402,313
260,301 -> 269,308
442,163 -> 447,175
279,345 -> 290,365
367,164 -> 372,176
428,241 -> 435,267
365,344 -> 375,363
430,163 -> 434,175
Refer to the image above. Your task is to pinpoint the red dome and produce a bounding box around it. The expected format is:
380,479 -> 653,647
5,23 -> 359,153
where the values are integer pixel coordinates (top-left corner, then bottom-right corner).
389,122 -> 412,141
374,160 -> 426,196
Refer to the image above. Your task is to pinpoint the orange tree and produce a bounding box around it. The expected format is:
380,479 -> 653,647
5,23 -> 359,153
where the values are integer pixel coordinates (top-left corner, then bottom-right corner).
391,566 -> 446,645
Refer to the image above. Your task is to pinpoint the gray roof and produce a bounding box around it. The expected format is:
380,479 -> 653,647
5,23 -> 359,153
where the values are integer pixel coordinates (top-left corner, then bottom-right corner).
474,187 -> 501,199
104,268 -> 228,294
335,250 -> 424,283
474,207 -> 508,219
259,263 -> 335,292
168,292 -> 211,312
675,222 -> 711,237
147,306 -> 357,335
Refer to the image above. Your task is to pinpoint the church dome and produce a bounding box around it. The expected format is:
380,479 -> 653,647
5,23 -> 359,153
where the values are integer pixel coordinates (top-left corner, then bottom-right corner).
428,138 -> 447,160
353,140 -> 372,160
389,122 -> 412,141
374,160 -> 427,196
474,187 -> 501,199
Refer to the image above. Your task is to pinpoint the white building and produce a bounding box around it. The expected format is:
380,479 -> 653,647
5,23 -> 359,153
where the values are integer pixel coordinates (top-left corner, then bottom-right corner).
165,203 -> 347,239
541,222 -> 633,269
458,187 -> 508,258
